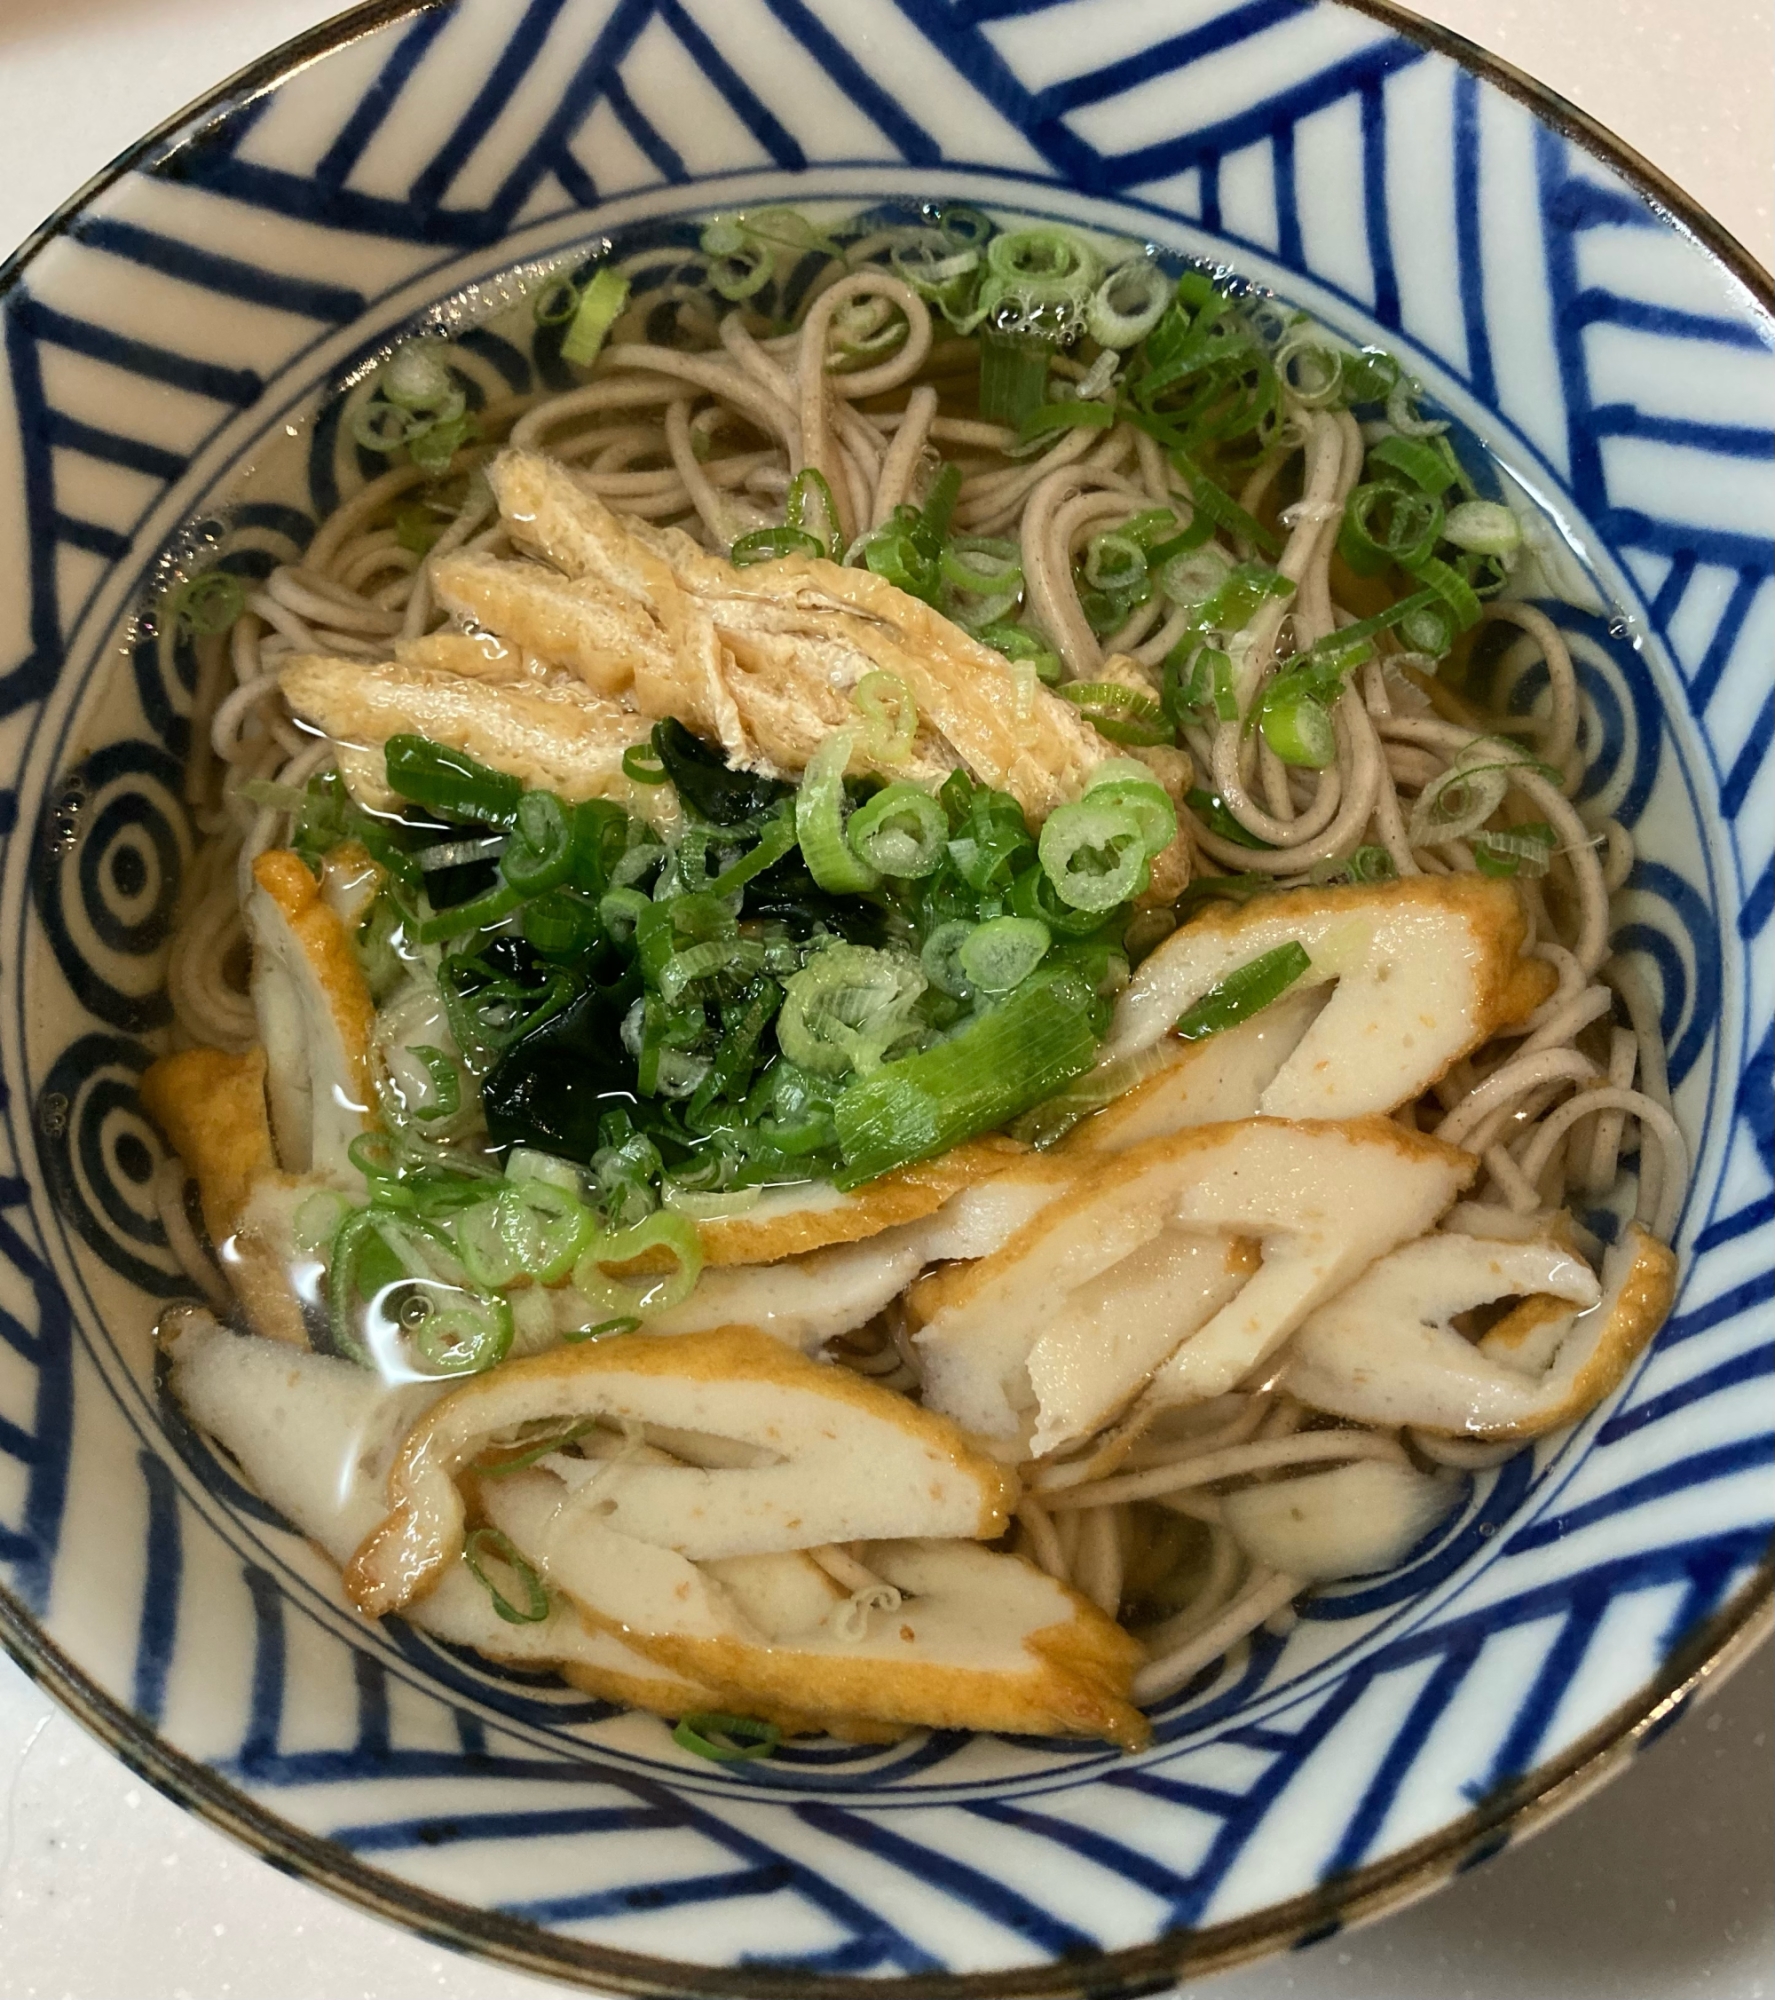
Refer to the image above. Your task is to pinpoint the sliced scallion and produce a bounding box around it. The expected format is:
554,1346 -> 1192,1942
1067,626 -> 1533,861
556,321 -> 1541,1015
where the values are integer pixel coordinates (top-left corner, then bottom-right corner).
560,267 -> 631,367
957,915 -> 1050,994
673,1713 -> 782,1763
464,1527 -> 551,1625
795,731 -> 879,892
777,943 -> 926,1077
1174,940 -> 1313,1042
385,735 -> 522,827
834,968 -> 1100,1183
407,1045 -> 462,1122
571,1210 -> 703,1320
1038,798 -> 1151,911
1258,689 -> 1337,769
846,783 -> 946,877
853,671 -> 918,764
563,1313 -> 642,1344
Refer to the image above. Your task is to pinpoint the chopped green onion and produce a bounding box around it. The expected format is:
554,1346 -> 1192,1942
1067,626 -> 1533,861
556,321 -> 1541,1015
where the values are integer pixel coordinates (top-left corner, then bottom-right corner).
1185,787 -> 1274,850
782,467 -> 841,557
941,537 -> 1023,596
476,1418 -> 596,1475
655,938 -> 761,1007
978,330 -> 1055,427
571,1210 -> 703,1320
532,276 -> 581,326
1038,798 -> 1151,910
1173,457 -> 1283,558
847,782 -> 946,877
957,915 -> 1050,994
977,622 -> 1062,684
563,1313 -> 643,1344
1155,543 -> 1232,612
1473,823 -> 1556,877
704,812 -> 798,898
1087,257 -> 1171,348
408,1281 -> 515,1376
394,503 -> 446,555
1275,335 -> 1346,408
920,918 -> 977,997
464,1527 -> 551,1625
560,268 -> 631,367
1345,843 -> 1398,884
795,732 -> 879,893
407,1045 -> 462,1122
1082,530 -> 1146,594
1015,399 -> 1117,443
834,968 -> 1101,1184
1338,481 -> 1444,575
1055,681 -> 1172,748
1175,940 -> 1313,1042
415,880 -> 523,945
1197,561 -> 1294,636
1082,767 -> 1178,854
454,1179 -> 597,1289
385,735 -> 522,827
1258,689 -> 1337,769
351,399 -> 415,454
1366,433 -> 1454,495
778,942 -> 926,1078
518,888 -> 604,959
383,341 -> 458,414
1443,500 -> 1521,556
853,670 -> 918,764
169,569 -> 246,636
732,524 -> 827,566
1007,861 -> 1120,937
673,1712 -> 781,1763
622,742 -> 670,784
1404,552 -> 1484,632
1337,347 -> 1403,406
501,790 -> 574,895
890,230 -> 981,320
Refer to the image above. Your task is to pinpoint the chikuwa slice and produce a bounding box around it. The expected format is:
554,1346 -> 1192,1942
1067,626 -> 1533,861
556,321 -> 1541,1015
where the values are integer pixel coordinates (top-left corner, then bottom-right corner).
1096,876 -> 1556,1122
162,1310 -> 851,1732
483,1470 -> 1146,1746
916,1117 -> 1474,1453
245,848 -> 379,1177
1282,1221 -> 1675,1439
343,1326 -> 1016,1618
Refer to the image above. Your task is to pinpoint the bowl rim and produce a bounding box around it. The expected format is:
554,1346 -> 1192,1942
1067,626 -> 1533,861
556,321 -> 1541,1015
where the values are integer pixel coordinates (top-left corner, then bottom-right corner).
0,1 -> 1770,1993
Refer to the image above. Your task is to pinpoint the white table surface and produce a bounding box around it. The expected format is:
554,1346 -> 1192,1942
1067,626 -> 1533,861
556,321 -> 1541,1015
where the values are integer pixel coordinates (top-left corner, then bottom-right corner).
0,3 -> 1769,1996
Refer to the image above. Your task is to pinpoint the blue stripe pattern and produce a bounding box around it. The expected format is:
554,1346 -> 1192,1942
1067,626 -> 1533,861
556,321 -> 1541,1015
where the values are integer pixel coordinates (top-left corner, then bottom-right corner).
1,0 -> 1770,1985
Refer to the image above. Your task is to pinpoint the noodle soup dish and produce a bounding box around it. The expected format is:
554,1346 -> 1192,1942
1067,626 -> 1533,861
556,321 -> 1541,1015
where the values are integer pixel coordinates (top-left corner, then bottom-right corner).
2,3 -> 1768,1990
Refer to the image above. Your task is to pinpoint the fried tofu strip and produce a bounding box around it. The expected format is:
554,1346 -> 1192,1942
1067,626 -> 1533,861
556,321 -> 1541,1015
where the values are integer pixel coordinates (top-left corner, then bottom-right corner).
160,1310 -> 839,1732
278,655 -> 646,808
482,449 -> 1109,817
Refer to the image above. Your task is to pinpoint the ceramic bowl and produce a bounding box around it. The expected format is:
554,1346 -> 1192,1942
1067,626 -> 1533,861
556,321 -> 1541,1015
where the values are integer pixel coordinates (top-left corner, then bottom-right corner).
0,2 -> 1770,1992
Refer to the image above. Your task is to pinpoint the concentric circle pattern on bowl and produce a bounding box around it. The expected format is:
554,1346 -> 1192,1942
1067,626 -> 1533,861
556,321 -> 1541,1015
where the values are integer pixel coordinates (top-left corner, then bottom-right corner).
0,2 -> 1769,1993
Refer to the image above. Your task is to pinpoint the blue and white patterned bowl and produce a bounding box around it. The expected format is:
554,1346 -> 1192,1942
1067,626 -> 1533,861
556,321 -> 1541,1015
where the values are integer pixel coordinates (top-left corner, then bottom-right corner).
1,2 -> 1770,1990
